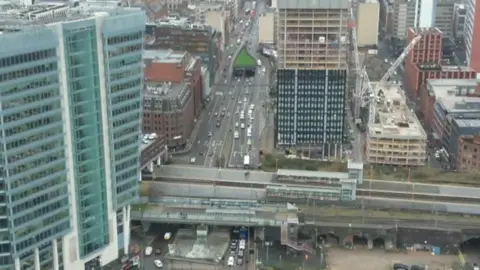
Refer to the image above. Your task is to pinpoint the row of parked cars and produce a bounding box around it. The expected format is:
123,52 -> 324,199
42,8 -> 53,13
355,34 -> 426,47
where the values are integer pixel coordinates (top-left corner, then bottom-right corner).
227,227 -> 248,267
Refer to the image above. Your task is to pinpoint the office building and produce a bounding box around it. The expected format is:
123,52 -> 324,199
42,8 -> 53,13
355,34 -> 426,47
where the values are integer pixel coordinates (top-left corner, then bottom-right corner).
453,4 -> 466,40
420,79 -> 477,129
433,97 -> 480,158
434,0 -> 456,38
356,0 -> 380,47
275,0 -> 349,154
366,84 -> 427,166
258,11 -> 275,45
457,134 -> 480,171
464,0 -> 480,71
145,18 -> 222,89
0,1 -> 145,269
143,50 -> 201,147
390,0 -> 416,39
404,28 -> 476,98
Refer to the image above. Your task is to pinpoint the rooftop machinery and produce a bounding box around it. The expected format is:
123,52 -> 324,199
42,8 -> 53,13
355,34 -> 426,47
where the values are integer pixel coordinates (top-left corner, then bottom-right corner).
348,4 -> 423,125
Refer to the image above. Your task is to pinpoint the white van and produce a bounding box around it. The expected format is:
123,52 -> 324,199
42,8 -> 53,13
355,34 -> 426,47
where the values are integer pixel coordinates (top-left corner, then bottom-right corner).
240,114 -> 245,120
247,139 -> 251,146
190,157 -> 196,164
247,128 -> 252,137
228,256 -> 234,266
145,246 -> 153,256
257,59 -> 262,66
240,123 -> 245,129
234,131 -> 239,139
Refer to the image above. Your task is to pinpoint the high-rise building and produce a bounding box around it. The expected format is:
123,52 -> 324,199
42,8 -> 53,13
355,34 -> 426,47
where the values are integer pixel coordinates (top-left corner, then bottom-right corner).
453,3 -> 466,40
356,0 -> 380,47
434,0 -> 456,38
0,2 -> 145,269
464,0 -> 480,71
275,0 -> 349,154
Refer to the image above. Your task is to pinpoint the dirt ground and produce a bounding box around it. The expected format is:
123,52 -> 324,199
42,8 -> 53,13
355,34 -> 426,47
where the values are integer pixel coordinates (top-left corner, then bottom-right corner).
328,248 -> 457,270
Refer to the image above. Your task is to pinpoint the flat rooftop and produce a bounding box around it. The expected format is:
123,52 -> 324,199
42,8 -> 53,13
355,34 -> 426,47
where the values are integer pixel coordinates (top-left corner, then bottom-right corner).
144,82 -> 187,99
144,49 -> 186,63
426,79 -> 477,100
0,0 -> 140,28
369,83 -> 426,139
438,96 -> 480,113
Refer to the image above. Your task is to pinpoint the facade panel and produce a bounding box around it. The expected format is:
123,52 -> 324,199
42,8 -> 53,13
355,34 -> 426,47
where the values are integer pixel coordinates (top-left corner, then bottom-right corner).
276,69 -> 346,148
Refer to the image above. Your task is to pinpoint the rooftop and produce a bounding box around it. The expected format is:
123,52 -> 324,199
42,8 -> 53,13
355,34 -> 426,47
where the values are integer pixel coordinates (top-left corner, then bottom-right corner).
369,83 -> 426,139
438,96 -> 480,113
144,49 -> 187,63
144,81 -> 187,99
0,0 -> 141,28
276,0 -> 349,9
454,119 -> 480,129
460,134 -> 480,145
426,79 -> 477,100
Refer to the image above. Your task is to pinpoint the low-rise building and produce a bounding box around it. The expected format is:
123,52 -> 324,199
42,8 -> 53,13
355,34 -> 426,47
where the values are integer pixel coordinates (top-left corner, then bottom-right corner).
366,83 -> 427,166
420,79 -> 477,129
356,0 -> 379,47
145,17 -> 221,86
143,82 -> 194,148
144,49 -> 203,116
457,134 -> 480,171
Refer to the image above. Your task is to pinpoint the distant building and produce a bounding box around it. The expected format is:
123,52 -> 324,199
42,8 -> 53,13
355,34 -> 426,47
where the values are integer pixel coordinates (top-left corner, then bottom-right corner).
258,11 -> 274,45
356,0 -> 379,47
145,18 -> 221,87
403,28 -> 476,99
143,50 -> 202,147
366,84 -> 427,166
434,0 -> 456,38
452,4 -> 466,40
420,79 -> 477,129
432,96 -> 480,158
457,134 -> 480,171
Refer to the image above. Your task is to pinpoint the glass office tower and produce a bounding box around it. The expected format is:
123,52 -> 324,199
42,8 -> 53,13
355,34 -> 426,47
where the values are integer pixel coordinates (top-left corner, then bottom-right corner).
0,5 -> 145,270
276,69 -> 347,153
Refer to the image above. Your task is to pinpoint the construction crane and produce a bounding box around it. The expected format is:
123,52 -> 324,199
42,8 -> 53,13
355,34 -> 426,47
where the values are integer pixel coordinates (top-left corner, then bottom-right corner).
348,3 -> 423,126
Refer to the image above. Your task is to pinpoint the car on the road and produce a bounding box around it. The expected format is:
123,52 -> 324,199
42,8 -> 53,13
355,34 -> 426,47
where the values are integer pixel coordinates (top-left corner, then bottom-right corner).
247,139 -> 251,146
234,131 -> 239,139
238,250 -> 244,257
154,259 -> 163,268
240,123 -> 245,129
473,263 -> 479,270
221,111 -> 225,117
208,132 -> 213,137
214,112 -> 218,116
216,121 -> 221,127
190,157 -> 196,164
237,258 -> 243,265
235,122 -> 239,127
155,248 -> 162,255
228,256 -> 235,266
145,246 -> 153,256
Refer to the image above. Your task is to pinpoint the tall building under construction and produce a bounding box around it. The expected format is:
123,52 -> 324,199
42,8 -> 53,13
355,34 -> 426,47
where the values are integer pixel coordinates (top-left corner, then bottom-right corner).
275,0 -> 350,157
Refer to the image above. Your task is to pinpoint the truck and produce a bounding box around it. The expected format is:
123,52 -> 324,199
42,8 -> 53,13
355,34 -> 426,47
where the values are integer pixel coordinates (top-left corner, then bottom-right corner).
239,227 -> 248,240
243,155 -> 250,168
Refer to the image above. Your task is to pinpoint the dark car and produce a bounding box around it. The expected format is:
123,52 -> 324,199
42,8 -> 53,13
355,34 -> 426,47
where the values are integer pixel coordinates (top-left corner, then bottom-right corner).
392,263 -> 409,270
216,121 -> 221,127
155,248 -> 162,255
237,258 -> 243,265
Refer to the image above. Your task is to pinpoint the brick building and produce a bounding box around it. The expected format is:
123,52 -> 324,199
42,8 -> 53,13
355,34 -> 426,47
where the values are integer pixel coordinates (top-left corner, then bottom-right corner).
457,134 -> 480,171
143,50 -> 202,147
144,49 -> 203,117
145,18 -> 222,87
403,28 -> 476,99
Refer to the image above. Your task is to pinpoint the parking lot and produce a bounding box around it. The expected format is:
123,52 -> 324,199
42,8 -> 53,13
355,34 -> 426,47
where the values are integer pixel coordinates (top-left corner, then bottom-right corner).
327,248 -> 457,270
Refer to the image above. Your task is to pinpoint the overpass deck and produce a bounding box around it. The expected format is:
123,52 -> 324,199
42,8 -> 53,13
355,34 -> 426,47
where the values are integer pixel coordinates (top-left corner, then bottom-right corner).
132,201 -> 478,231
152,165 -> 480,204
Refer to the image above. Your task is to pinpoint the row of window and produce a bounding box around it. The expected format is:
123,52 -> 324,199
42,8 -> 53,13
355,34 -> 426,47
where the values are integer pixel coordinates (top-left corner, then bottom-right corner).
0,49 -> 56,69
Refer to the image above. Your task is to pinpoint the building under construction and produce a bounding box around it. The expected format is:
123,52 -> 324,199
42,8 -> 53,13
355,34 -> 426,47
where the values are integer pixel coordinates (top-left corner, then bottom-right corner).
275,0 -> 350,155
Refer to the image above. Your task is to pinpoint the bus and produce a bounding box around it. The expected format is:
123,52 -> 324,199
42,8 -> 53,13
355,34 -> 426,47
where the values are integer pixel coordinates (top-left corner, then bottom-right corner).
243,155 -> 250,168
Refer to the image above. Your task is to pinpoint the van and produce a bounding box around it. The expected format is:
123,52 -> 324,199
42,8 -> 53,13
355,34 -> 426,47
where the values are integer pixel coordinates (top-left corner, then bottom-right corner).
227,256 -> 234,267
145,246 -> 153,256
234,131 -> 239,139
256,59 -> 262,66
247,139 -> 251,145
247,128 -> 251,137
190,157 -> 196,164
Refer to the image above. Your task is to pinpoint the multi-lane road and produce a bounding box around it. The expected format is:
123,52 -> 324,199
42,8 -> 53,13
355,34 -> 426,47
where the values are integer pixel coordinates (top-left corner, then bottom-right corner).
182,1 -> 271,170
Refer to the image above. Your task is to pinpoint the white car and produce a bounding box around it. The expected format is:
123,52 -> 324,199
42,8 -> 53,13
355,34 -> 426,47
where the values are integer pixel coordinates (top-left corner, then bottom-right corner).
164,232 -> 172,240
247,139 -> 251,145
235,122 -> 239,127
154,259 -> 163,268
240,123 -> 245,129
228,256 -> 234,267
234,131 -> 239,139
208,132 -> 213,137
145,246 -> 153,256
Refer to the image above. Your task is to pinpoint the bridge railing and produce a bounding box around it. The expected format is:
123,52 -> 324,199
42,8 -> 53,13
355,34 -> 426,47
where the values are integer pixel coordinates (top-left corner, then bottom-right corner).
132,210 -> 286,226
281,239 -> 315,254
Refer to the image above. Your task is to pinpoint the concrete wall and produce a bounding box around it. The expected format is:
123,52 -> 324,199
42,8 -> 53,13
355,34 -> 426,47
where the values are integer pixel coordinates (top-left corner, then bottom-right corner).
258,12 -> 275,45
205,11 -> 224,33
357,2 -> 380,46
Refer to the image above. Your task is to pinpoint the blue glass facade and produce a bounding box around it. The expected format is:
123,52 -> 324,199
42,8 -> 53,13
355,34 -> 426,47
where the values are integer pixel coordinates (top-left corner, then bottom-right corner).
103,13 -> 144,209
0,29 -> 70,269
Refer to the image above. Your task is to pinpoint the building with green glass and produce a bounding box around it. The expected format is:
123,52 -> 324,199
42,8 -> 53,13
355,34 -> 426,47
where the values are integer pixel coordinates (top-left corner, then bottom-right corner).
0,2 -> 145,269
